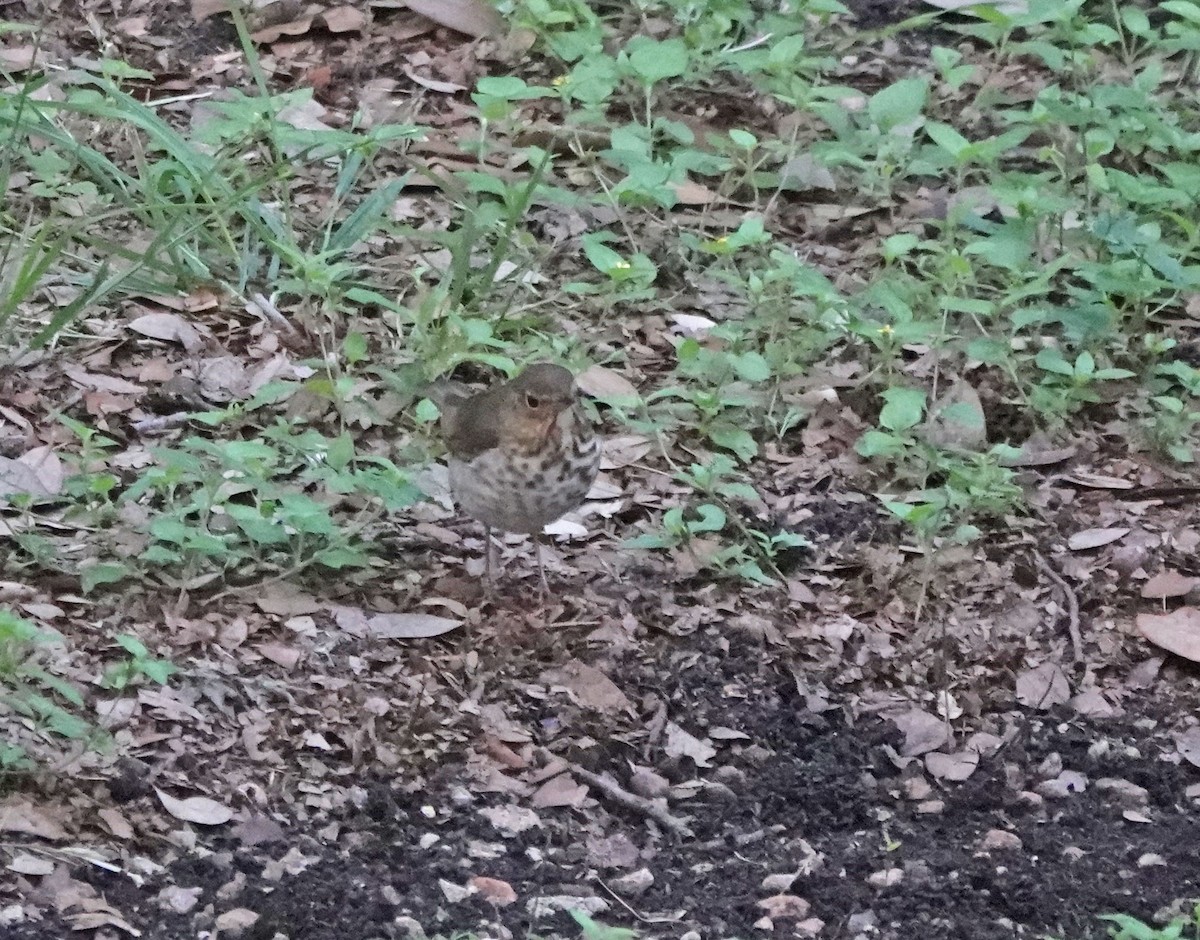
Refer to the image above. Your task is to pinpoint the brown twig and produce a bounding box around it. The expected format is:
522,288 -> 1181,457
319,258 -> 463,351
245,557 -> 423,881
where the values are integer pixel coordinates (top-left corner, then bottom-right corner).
1034,551 -> 1083,661
537,748 -> 692,837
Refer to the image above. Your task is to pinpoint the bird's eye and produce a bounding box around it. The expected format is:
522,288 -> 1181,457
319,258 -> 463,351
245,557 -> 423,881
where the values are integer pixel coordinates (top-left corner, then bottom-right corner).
525,393 -> 541,409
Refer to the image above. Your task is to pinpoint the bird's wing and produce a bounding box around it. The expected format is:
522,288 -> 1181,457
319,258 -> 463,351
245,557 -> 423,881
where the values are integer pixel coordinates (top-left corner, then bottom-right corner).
435,384 -> 502,459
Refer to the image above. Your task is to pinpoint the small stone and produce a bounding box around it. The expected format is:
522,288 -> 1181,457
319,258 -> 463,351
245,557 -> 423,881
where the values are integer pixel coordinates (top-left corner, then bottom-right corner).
757,895 -> 810,920
469,876 -> 517,907
1095,778 -> 1149,807
1138,853 -> 1167,868
980,829 -> 1022,852
761,872 -> 797,893
847,910 -> 878,931
1017,790 -> 1044,807
904,776 -> 932,800
610,868 -> 654,896
753,916 -> 774,931
796,917 -> 825,936
214,909 -> 259,935
867,868 -> 903,888
393,915 -> 427,939
1062,846 -> 1086,861
915,799 -> 944,815
1036,770 -> 1087,799
439,879 -> 473,903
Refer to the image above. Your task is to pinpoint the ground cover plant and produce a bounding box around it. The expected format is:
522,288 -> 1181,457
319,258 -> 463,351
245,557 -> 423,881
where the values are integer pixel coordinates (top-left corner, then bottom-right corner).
1,0 -> 1199,937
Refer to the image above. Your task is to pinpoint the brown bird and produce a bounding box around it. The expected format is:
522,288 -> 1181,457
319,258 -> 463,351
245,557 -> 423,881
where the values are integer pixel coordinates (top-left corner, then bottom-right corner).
429,363 -> 601,591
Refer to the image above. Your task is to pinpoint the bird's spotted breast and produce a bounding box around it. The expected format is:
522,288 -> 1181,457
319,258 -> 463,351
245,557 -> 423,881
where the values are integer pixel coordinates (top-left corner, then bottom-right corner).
448,427 -> 599,535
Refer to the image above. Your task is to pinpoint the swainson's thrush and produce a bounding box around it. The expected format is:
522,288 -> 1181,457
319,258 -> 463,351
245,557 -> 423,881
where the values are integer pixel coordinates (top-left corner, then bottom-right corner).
429,363 -> 600,591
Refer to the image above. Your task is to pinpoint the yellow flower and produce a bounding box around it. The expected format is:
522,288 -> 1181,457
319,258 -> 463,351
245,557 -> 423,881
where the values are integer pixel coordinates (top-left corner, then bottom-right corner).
552,75 -> 568,87
613,260 -> 631,270
878,324 -> 894,336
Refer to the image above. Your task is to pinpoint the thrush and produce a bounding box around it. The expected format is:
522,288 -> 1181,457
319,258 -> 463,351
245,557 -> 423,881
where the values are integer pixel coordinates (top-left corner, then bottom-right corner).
428,363 -> 601,591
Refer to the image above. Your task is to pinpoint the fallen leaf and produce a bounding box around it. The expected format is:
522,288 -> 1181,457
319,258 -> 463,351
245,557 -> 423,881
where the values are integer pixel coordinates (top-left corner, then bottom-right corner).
542,661 -> 633,714
664,722 -> 716,768
925,749 -> 980,781
1067,527 -> 1129,550
155,788 -> 234,826
1140,570 -> 1198,600
1137,608 -> 1200,662
1176,727 -> 1200,768
478,804 -> 540,836
892,708 -> 948,757
530,773 -> 589,809
576,365 -> 640,402
128,312 -> 203,352
363,612 -> 462,639
8,853 -> 55,875
0,800 -> 70,840
1016,662 -> 1070,709
404,0 -> 503,37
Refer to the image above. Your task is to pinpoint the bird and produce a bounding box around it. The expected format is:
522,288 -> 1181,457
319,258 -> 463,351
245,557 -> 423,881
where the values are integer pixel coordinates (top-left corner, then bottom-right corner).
428,363 -> 601,592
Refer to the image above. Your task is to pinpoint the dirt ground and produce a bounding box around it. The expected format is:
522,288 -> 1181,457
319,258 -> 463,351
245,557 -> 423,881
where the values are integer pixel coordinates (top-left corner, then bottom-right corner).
2,1 -> 1200,939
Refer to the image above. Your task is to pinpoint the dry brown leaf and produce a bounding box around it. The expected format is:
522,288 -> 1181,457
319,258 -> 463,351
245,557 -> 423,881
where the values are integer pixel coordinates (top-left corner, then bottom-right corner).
671,179 -> 717,205
154,788 -> 234,826
1176,727 -> 1200,768
892,708 -> 948,757
664,722 -> 716,767
320,5 -> 367,31
542,661 -> 633,714
251,16 -> 315,43
0,800 -> 70,840
1137,608 -> 1200,662
191,0 -> 227,22
576,364 -> 640,402
128,312 -> 204,352
1062,472 -> 1134,490
1140,570 -> 1198,600
1016,662 -> 1070,709
98,807 -> 135,840
530,773 -> 589,809
1067,527 -> 1129,550
599,434 -> 654,469
404,0 -> 503,37
925,749 -> 980,781
256,642 -> 302,670
363,612 -> 462,639
478,804 -> 540,836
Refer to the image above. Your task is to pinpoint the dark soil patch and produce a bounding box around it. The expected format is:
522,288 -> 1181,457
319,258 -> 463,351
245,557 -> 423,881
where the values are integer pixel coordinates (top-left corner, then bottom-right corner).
6,628 -> 1199,940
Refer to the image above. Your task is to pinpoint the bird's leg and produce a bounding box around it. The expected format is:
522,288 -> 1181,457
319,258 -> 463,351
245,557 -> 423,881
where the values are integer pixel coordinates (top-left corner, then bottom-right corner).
535,532 -> 549,598
484,524 -> 494,590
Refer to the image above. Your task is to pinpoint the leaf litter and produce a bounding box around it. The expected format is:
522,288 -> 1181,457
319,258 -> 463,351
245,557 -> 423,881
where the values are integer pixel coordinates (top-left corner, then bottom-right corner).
2,0 -> 1200,938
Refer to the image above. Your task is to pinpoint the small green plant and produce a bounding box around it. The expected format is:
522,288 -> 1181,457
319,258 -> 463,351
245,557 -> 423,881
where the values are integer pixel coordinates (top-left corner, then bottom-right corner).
0,610 -> 97,770
101,634 -> 176,690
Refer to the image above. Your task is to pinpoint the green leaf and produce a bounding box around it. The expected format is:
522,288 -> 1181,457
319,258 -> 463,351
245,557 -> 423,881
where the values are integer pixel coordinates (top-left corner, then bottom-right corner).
706,424 -> 758,462
689,504 -> 726,533
868,77 -> 927,132
625,37 -> 689,85
925,122 -> 971,159
343,331 -> 368,365
80,562 -> 129,593
115,634 -> 149,659
878,387 -> 925,432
